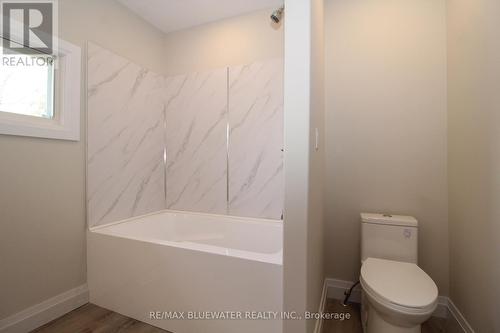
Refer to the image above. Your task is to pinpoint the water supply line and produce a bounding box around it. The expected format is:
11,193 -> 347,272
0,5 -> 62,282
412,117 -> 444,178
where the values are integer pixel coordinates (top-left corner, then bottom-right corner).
342,280 -> 360,306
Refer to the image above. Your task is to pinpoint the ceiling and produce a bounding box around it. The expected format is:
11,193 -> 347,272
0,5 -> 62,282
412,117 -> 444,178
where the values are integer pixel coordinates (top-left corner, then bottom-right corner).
117,0 -> 283,34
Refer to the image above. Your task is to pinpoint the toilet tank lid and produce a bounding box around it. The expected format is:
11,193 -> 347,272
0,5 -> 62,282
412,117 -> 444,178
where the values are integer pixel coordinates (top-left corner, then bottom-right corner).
361,213 -> 418,227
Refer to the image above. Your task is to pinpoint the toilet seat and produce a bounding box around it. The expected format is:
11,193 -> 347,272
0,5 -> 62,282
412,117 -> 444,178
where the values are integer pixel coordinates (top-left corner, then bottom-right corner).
361,258 -> 438,314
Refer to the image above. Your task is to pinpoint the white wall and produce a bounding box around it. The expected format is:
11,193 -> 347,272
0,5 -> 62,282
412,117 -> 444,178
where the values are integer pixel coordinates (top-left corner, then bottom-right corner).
0,0 -> 166,320
163,8 -> 283,76
324,0 -> 449,294
447,0 -> 500,331
283,0 -> 325,332
307,0 -> 325,332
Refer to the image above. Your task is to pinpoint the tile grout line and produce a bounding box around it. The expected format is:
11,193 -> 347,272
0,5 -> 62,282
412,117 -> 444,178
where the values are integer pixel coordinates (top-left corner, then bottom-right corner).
226,67 -> 230,214
163,106 -> 168,207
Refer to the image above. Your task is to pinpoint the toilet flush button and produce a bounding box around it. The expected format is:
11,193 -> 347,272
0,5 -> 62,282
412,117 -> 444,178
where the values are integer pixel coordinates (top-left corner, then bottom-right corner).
403,229 -> 412,238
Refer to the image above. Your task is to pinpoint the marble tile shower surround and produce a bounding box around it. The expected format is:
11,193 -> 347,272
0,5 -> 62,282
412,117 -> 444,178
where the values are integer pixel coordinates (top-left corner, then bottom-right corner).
228,60 -> 284,219
87,43 -> 166,227
87,42 -> 284,226
165,70 -> 228,214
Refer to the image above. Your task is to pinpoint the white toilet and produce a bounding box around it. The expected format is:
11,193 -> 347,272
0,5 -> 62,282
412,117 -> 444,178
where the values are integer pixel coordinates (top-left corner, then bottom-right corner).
360,213 -> 438,333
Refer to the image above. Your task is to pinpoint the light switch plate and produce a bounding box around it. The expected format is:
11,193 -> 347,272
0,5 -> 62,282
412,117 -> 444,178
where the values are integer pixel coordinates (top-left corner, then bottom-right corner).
315,128 -> 319,151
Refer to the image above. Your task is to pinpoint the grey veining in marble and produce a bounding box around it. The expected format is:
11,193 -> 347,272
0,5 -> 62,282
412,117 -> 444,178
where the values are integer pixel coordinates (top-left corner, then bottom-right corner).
87,43 -> 166,227
87,44 -> 284,224
228,59 -> 284,219
165,69 -> 228,214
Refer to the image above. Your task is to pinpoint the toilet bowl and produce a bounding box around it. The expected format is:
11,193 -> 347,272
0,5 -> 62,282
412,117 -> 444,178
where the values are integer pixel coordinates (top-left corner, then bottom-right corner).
360,258 -> 438,333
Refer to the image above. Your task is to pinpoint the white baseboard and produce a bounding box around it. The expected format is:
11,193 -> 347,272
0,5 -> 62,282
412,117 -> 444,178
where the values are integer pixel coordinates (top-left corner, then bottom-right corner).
448,298 -> 475,333
0,284 -> 89,333
326,278 -> 362,304
324,278 -> 475,332
433,296 -> 449,319
0,280 -> 475,333
313,279 -> 329,333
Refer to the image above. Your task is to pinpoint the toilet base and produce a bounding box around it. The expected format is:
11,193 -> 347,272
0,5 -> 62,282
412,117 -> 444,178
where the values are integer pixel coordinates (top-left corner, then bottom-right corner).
362,293 -> 422,333
366,305 -> 420,333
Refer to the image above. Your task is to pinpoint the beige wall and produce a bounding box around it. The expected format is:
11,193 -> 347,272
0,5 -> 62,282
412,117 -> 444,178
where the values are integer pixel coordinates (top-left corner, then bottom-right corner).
0,0 -> 165,319
447,0 -> 500,331
59,0 -> 166,73
162,8 -> 283,76
324,0 -> 449,295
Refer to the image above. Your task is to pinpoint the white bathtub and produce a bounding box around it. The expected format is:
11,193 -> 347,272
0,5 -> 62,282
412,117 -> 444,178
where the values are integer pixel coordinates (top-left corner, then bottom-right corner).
87,210 -> 283,333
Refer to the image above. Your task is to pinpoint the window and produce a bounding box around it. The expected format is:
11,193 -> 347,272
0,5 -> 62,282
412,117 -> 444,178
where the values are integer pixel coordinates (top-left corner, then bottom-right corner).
0,52 -> 55,119
0,37 -> 81,141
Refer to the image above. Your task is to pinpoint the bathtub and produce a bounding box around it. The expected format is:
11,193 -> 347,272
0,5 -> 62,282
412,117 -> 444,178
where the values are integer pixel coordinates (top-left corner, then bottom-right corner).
87,210 -> 283,333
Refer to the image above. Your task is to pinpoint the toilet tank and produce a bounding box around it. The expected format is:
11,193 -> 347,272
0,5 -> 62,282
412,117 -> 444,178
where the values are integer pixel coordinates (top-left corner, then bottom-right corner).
360,213 -> 418,264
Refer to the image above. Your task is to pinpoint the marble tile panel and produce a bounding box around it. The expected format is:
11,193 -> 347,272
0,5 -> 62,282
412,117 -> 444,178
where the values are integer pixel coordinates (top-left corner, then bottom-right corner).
228,59 -> 284,219
165,69 -> 228,214
87,43 -> 166,227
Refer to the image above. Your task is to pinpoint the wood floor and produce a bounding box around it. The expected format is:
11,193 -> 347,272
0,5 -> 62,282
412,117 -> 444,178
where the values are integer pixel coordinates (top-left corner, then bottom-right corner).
31,300 -> 462,333
32,304 -> 169,333
322,298 -> 463,333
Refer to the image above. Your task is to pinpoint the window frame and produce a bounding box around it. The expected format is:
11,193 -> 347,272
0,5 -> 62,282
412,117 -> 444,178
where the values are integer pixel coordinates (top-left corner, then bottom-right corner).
0,37 -> 81,141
